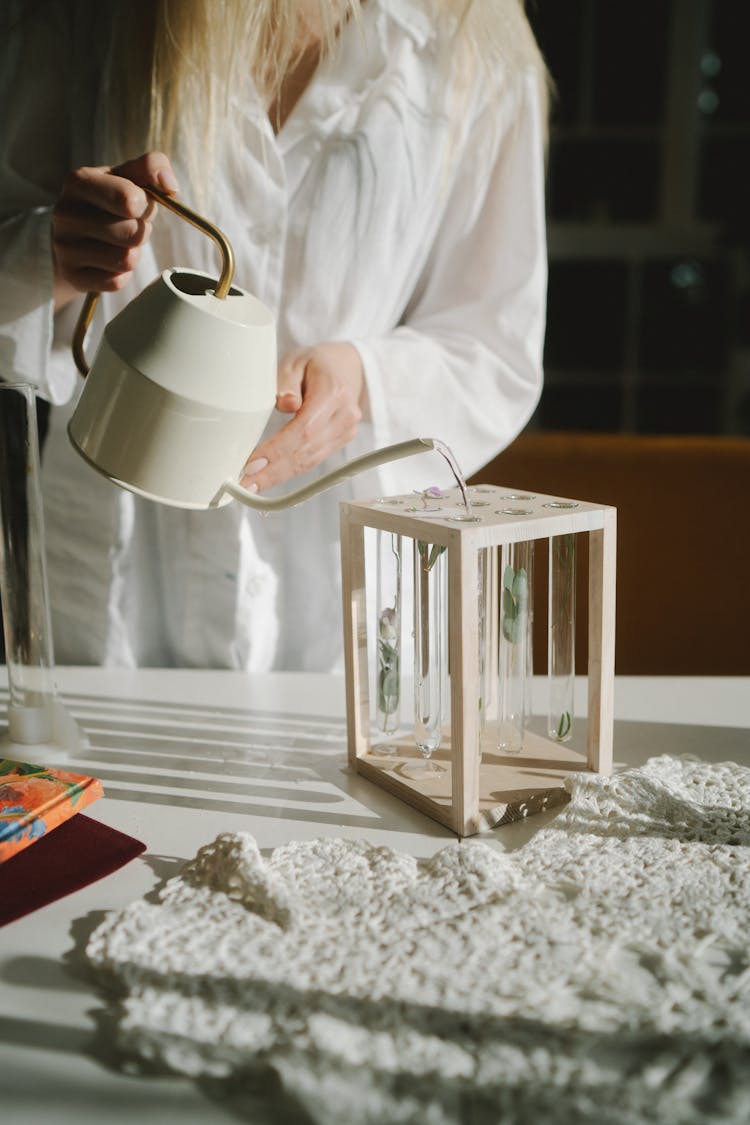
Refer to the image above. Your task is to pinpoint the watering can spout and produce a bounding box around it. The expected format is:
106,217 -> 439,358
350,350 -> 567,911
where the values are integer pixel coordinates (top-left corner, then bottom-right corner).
217,438 -> 438,511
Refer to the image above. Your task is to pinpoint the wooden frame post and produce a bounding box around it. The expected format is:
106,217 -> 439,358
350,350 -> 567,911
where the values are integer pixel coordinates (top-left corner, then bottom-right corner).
449,534 -> 481,836
587,509 -> 617,775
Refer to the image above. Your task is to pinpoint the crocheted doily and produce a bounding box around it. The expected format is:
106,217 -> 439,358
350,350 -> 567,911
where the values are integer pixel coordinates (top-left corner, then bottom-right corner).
86,755 -> 750,1123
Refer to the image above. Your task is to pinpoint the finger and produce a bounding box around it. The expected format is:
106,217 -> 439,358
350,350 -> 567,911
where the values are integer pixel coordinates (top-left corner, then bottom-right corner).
276,352 -> 306,413
59,152 -> 180,223
53,203 -> 153,248
269,373 -> 341,462
241,403 -> 360,491
112,151 -> 180,194
54,236 -> 144,278
60,166 -> 154,221
56,265 -> 138,294
112,152 -> 179,222
240,414 -> 330,490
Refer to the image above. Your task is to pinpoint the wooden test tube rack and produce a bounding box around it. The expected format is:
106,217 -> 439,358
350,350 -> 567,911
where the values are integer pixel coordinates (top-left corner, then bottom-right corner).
340,485 -> 616,837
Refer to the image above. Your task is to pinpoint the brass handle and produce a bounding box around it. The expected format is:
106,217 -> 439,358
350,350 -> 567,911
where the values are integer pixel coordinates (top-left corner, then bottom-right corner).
71,185 -> 236,377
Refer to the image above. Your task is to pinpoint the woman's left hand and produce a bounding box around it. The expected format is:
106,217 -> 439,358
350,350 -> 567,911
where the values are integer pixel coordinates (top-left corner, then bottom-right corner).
241,342 -> 365,491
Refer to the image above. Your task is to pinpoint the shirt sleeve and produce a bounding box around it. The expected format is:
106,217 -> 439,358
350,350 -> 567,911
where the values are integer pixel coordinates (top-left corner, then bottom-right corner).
351,67 -> 547,495
0,208 -> 62,396
0,2 -> 92,404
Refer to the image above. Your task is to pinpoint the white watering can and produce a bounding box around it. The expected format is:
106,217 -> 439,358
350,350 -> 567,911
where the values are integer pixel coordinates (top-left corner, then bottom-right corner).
69,187 -> 434,510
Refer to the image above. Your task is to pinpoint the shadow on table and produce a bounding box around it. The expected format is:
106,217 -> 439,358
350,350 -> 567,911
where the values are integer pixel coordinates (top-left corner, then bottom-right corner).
612,717 -> 750,769
0,688 -> 453,839
0,688 -> 746,842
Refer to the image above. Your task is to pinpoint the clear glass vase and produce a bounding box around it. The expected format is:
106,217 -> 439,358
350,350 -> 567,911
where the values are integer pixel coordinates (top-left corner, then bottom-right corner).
498,540 -> 533,755
0,383 -> 82,753
548,533 -> 576,742
406,538 -> 445,779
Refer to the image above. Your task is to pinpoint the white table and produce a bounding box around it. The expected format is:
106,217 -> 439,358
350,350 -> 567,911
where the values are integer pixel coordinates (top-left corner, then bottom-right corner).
0,670 -> 748,1124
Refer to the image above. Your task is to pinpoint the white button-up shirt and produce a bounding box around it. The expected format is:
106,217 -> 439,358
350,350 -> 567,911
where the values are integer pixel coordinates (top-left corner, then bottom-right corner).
0,0 -> 547,670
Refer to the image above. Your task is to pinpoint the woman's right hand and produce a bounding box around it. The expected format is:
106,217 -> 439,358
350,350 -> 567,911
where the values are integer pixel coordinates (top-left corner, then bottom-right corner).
51,151 -> 179,311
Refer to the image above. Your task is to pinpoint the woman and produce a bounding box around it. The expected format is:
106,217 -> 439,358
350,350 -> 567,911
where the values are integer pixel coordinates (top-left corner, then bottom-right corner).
0,0 -> 549,670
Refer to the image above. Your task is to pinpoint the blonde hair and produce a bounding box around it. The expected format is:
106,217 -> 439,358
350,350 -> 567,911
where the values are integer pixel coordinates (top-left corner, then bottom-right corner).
110,0 -> 548,192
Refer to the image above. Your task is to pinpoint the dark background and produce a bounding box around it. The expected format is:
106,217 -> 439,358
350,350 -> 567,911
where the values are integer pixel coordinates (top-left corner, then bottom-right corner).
526,0 -> 750,436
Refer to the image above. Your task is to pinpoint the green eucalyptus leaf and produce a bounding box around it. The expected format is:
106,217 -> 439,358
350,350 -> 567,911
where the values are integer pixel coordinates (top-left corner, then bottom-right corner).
427,544 -> 446,571
511,568 -> 528,599
502,586 -> 516,619
382,669 -> 399,695
556,711 -> 572,740
502,614 -> 520,644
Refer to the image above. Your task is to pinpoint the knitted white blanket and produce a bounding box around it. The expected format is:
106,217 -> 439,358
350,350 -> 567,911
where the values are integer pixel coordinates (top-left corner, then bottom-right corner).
86,755 -> 750,1124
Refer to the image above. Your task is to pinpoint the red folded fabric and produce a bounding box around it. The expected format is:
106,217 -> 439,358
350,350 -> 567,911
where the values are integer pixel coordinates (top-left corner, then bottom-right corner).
0,813 -> 146,925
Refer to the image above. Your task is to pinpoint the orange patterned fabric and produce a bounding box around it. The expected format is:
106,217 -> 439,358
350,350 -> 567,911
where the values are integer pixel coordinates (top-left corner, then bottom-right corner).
0,759 -> 104,863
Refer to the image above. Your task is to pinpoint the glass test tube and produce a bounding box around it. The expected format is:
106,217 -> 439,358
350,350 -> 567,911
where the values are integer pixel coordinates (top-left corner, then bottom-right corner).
478,546 -> 499,746
498,540 -> 533,755
548,533 -> 576,742
374,530 -> 402,747
411,539 -> 445,771
525,541 -> 535,712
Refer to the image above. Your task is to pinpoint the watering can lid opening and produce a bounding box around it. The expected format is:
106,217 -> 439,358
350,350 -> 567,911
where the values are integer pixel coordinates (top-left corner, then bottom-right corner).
162,268 -> 275,328
169,269 -> 243,299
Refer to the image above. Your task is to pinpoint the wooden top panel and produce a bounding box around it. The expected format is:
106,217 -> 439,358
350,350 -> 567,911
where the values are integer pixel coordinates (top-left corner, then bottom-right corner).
340,484 -> 615,545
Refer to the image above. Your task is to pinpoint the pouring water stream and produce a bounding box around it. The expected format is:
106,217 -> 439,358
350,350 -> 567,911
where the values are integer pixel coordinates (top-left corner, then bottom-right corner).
431,438 -> 473,515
